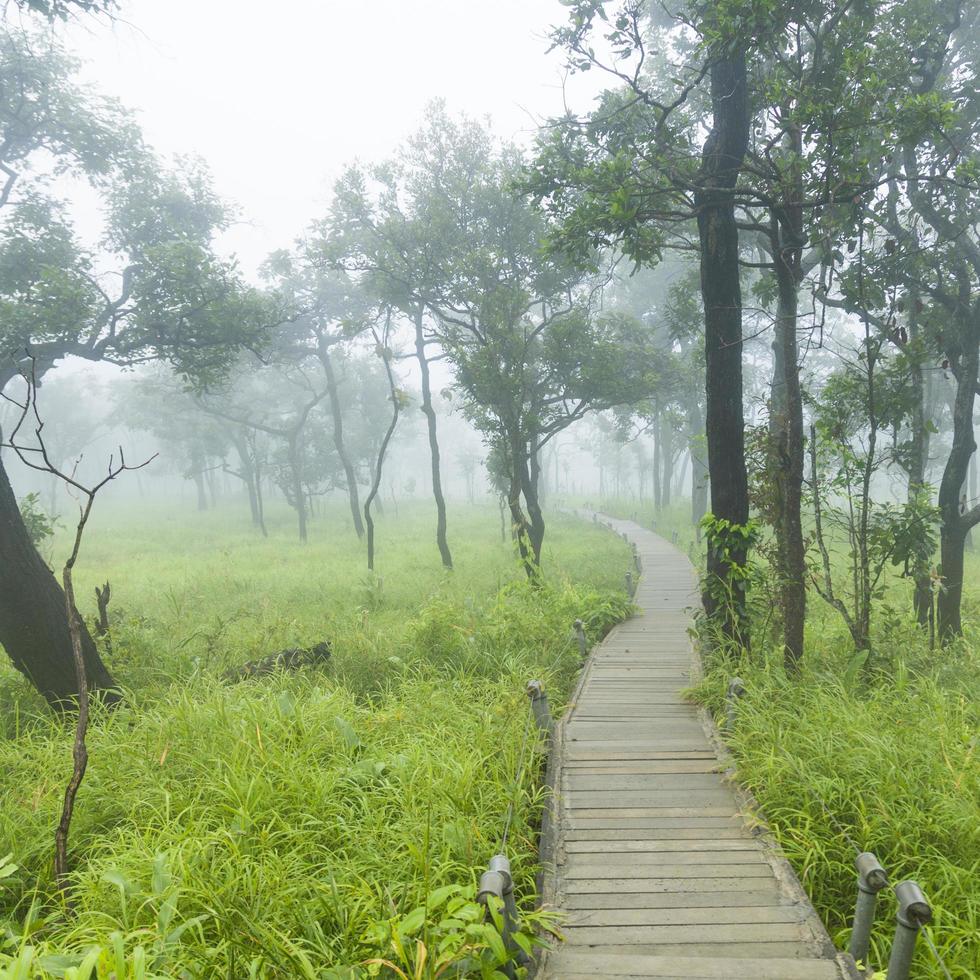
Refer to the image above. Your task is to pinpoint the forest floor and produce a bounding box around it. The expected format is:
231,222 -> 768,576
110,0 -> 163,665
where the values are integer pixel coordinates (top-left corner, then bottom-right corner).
0,500 -> 633,977
590,496 -> 980,980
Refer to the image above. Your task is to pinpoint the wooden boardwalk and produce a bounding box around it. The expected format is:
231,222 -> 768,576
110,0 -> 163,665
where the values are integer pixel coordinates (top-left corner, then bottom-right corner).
537,516 -> 856,979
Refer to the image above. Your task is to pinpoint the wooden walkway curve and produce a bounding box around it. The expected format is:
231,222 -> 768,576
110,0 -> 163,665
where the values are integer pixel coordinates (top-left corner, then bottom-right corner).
537,515 -> 858,979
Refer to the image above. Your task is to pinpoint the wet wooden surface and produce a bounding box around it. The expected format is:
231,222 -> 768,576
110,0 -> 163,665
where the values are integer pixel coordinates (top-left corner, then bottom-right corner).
537,516 -> 854,979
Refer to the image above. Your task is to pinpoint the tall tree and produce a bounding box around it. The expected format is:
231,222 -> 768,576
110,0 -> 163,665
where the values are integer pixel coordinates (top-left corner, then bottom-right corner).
327,116 -> 478,569
0,32 -> 273,703
527,1 -> 754,643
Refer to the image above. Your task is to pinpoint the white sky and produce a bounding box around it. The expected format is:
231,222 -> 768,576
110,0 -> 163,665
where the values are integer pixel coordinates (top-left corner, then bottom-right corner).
60,0 -> 606,278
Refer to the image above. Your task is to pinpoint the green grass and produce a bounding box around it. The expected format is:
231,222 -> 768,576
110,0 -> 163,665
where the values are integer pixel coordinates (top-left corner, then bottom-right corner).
0,500 -> 633,978
694,648 -> 980,979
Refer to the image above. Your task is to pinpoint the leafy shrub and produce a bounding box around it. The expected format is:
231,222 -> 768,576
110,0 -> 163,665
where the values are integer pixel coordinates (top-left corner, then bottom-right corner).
17,494 -> 59,549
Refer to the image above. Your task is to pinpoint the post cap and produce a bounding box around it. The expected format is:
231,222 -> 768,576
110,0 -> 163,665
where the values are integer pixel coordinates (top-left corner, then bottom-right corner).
574,618 -> 584,630
477,869 -> 506,905
727,676 -> 747,698
488,853 -> 513,890
855,852 -> 889,892
895,880 -> 932,927
526,679 -> 545,700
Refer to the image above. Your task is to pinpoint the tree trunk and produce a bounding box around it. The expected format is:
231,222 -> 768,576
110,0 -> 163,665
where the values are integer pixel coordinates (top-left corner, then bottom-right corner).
674,450 -> 690,502
414,310 -> 453,569
193,470 -> 208,511
524,442 -> 546,564
687,401 -> 708,537
936,322 -> 979,640
0,454 -> 117,708
254,461 -> 266,535
206,465 -> 218,509
505,433 -> 541,578
318,341 -> 364,538
365,343 -> 401,572
660,416 -> 673,509
968,433 -> 977,551
696,44 -> 751,648
652,419 -> 663,512
771,244 -> 806,671
229,428 -> 266,536
906,297 -> 934,622
288,432 -> 307,543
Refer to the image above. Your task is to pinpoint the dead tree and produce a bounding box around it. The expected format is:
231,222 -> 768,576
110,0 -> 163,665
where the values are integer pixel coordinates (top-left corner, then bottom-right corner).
1,362 -> 154,903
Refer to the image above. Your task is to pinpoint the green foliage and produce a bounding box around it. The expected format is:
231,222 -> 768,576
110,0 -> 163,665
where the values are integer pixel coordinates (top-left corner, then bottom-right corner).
0,502 -> 632,976
699,512 -> 759,624
16,494 -> 59,549
0,32 -> 275,391
691,646 -> 980,979
360,884 -> 552,979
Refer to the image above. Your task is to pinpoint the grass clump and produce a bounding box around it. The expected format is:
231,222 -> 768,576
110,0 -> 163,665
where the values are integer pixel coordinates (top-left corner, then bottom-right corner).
692,644 -> 980,979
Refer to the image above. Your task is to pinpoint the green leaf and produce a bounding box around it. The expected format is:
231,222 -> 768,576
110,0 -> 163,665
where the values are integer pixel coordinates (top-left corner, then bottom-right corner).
396,905 -> 426,937
333,716 -> 361,749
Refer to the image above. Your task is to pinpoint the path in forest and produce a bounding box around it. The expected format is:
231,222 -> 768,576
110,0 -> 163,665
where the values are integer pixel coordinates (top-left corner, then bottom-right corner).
536,515 -> 858,979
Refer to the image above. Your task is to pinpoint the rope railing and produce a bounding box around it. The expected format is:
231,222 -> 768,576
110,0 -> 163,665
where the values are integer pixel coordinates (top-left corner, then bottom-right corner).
725,676 -> 956,980
476,679 -> 553,978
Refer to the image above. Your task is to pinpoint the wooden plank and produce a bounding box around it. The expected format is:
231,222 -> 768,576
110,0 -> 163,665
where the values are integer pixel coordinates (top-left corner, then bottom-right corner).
564,815 -> 747,830
563,793 -> 736,808
564,838 -> 757,852
561,861 -> 773,879
549,943 -> 832,961
542,952 -> 843,979
561,889 -> 787,911
562,875 -> 775,894
560,922 -> 812,946
564,827 -> 751,841
565,774 -> 727,791
564,805 -> 740,819
566,906 -> 806,927
564,762 -> 722,773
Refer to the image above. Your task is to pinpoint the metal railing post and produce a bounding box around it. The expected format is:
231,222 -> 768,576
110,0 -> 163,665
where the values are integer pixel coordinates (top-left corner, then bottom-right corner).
477,866 -> 517,979
886,881 -> 932,980
574,619 -> 587,659
625,570 -> 633,596
848,852 -> 889,966
725,676 -> 746,733
488,854 -> 530,968
526,680 -> 552,737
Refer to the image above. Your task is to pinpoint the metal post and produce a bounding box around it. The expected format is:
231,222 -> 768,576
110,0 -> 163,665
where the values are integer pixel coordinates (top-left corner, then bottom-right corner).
526,680 -> 552,736
477,866 -> 517,979
886,881 -> 932,980
489,854 -> 530,967
849,852 -> 889,966
671,530 -> 679,545
725,676 -> 746,733
574,619 -> 587,659
625,570 -> 633,595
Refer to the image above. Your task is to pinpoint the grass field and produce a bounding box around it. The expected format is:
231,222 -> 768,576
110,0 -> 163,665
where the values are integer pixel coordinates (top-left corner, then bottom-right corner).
0,500 -> 633,978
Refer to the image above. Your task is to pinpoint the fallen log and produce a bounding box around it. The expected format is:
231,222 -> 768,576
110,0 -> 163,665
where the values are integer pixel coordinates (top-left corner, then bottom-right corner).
223,641 -> 331,683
